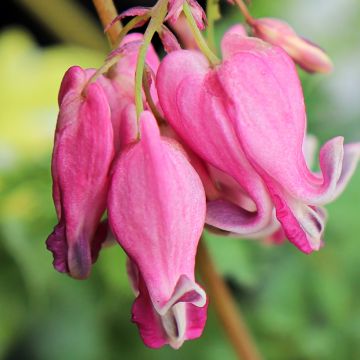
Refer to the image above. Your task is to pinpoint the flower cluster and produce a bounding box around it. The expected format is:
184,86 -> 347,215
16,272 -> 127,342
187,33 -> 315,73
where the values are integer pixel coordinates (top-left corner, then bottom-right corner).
46,0 -> 360,350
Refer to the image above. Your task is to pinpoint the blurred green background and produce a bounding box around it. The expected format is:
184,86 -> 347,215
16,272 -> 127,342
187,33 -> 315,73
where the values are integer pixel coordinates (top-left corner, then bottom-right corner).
0,0 -> 359,359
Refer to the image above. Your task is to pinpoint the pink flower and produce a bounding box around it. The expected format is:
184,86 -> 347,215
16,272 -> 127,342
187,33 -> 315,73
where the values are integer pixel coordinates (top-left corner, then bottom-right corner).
108,111 -> 207,348
156,41 -> 274,238
157,27 -> 360,253
46,66 -> 114,279
252,18 -> 333,73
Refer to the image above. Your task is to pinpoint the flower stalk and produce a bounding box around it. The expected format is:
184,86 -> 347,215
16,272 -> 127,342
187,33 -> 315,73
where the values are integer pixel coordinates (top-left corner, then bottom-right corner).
183,1 -> 220,65
134,0 -> 169,122
196,240 -> 262,360
92,0 -> 122,46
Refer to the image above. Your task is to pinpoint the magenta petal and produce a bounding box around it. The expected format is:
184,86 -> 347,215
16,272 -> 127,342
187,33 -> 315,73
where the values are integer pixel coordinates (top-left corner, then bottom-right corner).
47,66 -> 114,279
108,111 -> 207,347
46,221 -> 68,273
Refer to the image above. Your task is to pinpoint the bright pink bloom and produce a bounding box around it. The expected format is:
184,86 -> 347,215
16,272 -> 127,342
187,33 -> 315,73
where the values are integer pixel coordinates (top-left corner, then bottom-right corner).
157,45 -> 274,237
108,111 -> 207,348
46,66 -> 114,279
157,27 -> 360,253
252,18 -> 333,73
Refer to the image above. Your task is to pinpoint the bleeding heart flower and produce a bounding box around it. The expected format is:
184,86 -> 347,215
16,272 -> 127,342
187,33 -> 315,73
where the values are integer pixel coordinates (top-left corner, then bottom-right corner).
108,111 -> 207,349
157,41 -> 274,237
157,26 -> 360,253
46,66 -> 114,279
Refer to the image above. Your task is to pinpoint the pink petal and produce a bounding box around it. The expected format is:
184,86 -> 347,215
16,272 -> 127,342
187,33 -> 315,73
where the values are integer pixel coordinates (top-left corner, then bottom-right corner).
157,50 -> 274,235
218,48 -> 360,205
108,111 -> 207,347
220,24 -> 269,60
159,25 -> 182,53
132,274 -> 207,349
47,66 -> 114,279
218,44 -> 359,252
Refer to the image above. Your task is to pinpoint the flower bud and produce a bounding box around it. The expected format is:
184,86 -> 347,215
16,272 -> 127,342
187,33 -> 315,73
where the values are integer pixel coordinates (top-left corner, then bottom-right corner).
252,18 -> 333,73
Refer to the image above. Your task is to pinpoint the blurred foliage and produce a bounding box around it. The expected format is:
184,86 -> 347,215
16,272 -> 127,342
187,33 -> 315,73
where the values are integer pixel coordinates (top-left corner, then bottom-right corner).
1,0 -> 360,359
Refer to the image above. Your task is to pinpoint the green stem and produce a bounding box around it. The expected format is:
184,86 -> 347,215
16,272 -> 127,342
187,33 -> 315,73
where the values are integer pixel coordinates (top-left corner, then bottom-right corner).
183,2 -> 220,65
114,14 -> 151,49
134,0 -> 168,123
206,0 -> 220,52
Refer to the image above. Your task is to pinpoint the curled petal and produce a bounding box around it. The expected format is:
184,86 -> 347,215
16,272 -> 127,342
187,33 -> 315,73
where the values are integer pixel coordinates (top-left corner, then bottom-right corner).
132,274 -> 207,349
158,25 -> 182,53
252,18 -> 333,73
218,47 -> 359,206
104,7 -> 150,32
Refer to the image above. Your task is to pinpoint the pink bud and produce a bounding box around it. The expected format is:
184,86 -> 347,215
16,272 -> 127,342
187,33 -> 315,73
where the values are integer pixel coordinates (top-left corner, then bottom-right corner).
167,0 -> 207,30
108,111 -> 207,348
46,66 -> 114,279
252,18 -> 333,73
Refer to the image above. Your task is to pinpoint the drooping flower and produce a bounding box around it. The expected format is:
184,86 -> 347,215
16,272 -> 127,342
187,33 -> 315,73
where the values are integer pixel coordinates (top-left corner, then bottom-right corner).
156,42 -> 274,237
157,26 -> 360,253
46,66 -> 114,279
251,17 -> 333,73
108,111 -> 207,348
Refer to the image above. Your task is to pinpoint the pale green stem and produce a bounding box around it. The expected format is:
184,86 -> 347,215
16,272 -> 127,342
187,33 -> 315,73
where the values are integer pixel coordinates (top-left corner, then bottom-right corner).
134,0 -> 169,123
183,2 -> 220,65
114,14 -> 151,49
206,0 -> 220,52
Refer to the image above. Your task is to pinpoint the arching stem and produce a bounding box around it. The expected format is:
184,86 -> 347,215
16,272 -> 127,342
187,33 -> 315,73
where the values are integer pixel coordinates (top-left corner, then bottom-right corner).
197,239 -> 263,360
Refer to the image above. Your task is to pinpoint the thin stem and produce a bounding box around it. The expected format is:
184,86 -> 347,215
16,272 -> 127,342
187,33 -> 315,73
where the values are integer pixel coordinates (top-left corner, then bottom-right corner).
206,0 -> 220,52
142,65 -> 166,124
114,14 -> 150,49
134,0 -> 168,122
92,0 -> 122,47
196,240 -> 263,360
183,2 -> 220,65
232,0 -> 255,25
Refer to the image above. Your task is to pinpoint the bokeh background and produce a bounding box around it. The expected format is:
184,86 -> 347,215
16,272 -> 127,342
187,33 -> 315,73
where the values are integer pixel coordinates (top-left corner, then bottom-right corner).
1,0 -> 360,359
